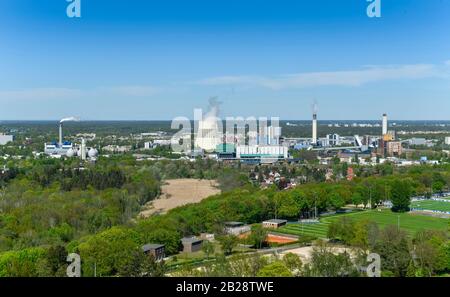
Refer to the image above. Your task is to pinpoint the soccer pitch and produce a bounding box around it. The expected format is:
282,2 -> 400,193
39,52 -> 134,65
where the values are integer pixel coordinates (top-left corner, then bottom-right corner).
411,200 -> 450,212
277,209 -> 449,239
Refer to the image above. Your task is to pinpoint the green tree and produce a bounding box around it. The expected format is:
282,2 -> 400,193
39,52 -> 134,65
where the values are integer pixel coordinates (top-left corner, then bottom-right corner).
217,235 -> 238,256
257,261 -> 292,277
412,230 -> 448,276
249,225 -> 267,249
202,241 -> 215,259
78,227 -> 141,276
282,253 -> 303,276
303,242 -> 360,277
390,179 -> 411,213
374,225 -> 411,277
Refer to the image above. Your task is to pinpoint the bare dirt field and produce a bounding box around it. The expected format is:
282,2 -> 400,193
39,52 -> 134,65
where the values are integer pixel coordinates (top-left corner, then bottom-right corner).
139,179 -> 220,217
280,246 -> 355,263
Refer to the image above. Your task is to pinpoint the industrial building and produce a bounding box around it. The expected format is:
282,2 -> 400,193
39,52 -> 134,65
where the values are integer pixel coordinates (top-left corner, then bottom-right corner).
375,113 -> 404,157
260,126 -> 281,145
44,118 -> 76,156
144,139 -> 172,149
214,122 -> 287,164
44,118 -> 98,159
408,138 -> 427,146
0,134 -> 13,145
386,141 -> 403,157
326,134 -> 340,146
236,145 -> 289,164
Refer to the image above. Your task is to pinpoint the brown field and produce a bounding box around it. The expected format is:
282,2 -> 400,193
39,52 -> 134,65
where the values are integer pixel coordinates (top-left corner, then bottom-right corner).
139,178 -> 220,217
266,233 -> 298,244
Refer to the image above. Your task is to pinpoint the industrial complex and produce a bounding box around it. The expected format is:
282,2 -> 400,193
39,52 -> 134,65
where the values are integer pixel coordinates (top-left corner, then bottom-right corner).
44,117 -> 98,160
203,103 -> 402,164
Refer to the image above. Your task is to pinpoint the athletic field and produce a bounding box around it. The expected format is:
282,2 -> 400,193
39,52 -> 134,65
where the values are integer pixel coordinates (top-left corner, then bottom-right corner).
277,209 -> 449,238
411,200 -> 450,212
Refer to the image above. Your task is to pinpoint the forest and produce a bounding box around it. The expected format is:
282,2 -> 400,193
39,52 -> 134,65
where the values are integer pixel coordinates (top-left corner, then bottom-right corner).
0,153 -> 448,276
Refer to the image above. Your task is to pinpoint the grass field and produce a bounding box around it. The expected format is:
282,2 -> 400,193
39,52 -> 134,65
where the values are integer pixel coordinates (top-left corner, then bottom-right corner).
277,209 -> 449,239
411,200 -> 450,212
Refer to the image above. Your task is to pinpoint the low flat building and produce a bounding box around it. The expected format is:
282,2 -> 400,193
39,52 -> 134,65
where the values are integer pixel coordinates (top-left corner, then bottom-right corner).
142,243 -> 165,261
181,237 -> 203,253
262,219 -> 288,229
236,145 -> 289,164
224,221 -> 251,235
408,138 -> 427,146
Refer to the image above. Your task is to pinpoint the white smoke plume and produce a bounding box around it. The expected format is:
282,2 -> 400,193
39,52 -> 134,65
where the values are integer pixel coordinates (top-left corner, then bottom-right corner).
205,96 -> 221,119
60,116 -> 80,123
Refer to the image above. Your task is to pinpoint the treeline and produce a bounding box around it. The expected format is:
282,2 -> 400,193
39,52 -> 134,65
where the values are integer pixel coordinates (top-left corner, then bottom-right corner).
59,168 -> 127,191
328,218 -> 450,277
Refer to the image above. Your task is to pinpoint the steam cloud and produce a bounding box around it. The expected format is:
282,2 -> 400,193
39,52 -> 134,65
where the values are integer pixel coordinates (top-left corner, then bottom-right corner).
60,116 -> 80,123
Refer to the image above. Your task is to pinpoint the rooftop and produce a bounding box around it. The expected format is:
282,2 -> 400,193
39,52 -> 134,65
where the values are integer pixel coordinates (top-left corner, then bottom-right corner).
181,237 -> 202,243
142,243 -> 165,252
224,221 -> 244,227
263,219 -> 288,224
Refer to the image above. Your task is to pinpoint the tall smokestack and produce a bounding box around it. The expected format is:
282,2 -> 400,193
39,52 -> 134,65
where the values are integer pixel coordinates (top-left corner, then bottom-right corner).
58,117 -> 80,147
59,123 -> 63,147
382,113 -> 388,135
312,113 -> 317,144
80,138 -> 86,160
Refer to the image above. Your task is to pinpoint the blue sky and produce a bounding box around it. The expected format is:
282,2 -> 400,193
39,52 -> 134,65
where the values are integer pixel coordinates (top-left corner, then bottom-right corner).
0,0 -> 449,120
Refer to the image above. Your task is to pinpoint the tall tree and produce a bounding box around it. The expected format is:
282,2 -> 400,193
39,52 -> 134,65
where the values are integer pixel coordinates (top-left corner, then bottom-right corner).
390,179 -> 412,212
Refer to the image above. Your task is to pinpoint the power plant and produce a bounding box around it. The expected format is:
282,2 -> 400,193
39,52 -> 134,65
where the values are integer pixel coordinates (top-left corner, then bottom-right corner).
44,117 -> 98,160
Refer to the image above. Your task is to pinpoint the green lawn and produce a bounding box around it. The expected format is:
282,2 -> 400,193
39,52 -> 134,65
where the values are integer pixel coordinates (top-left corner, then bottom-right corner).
277,209 -> 449,238
411,200 -> 450,212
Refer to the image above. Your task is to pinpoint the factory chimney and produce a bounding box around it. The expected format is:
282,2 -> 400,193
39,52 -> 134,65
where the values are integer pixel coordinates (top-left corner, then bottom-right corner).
382,113 -> 388,136
59,123 -> 63,147
312,101 -> 318,144
58,117 -> 79,147
80,138 -> 86,160
312,113 -> 317,144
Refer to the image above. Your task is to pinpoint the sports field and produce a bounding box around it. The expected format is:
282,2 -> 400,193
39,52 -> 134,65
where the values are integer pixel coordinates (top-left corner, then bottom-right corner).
277,209 -> 449,238
411,200 -> 450,212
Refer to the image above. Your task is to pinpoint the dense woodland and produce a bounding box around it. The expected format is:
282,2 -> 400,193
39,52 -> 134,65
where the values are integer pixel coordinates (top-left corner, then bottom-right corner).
0,152 -> 449,276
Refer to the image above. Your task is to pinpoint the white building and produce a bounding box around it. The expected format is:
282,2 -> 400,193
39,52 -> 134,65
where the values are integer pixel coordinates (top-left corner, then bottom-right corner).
144,139 -> 172,149
236,145 -> 288,163
0,134 -> 13,145
445,137 -> 450,145
260,126 -> 281,145
326,134 -> 340,146
408,138 -> 427,146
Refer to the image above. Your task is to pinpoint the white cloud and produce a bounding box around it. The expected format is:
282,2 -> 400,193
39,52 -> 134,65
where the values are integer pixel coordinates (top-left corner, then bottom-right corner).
0,85 -> 160,101
197,64 -> 441,90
